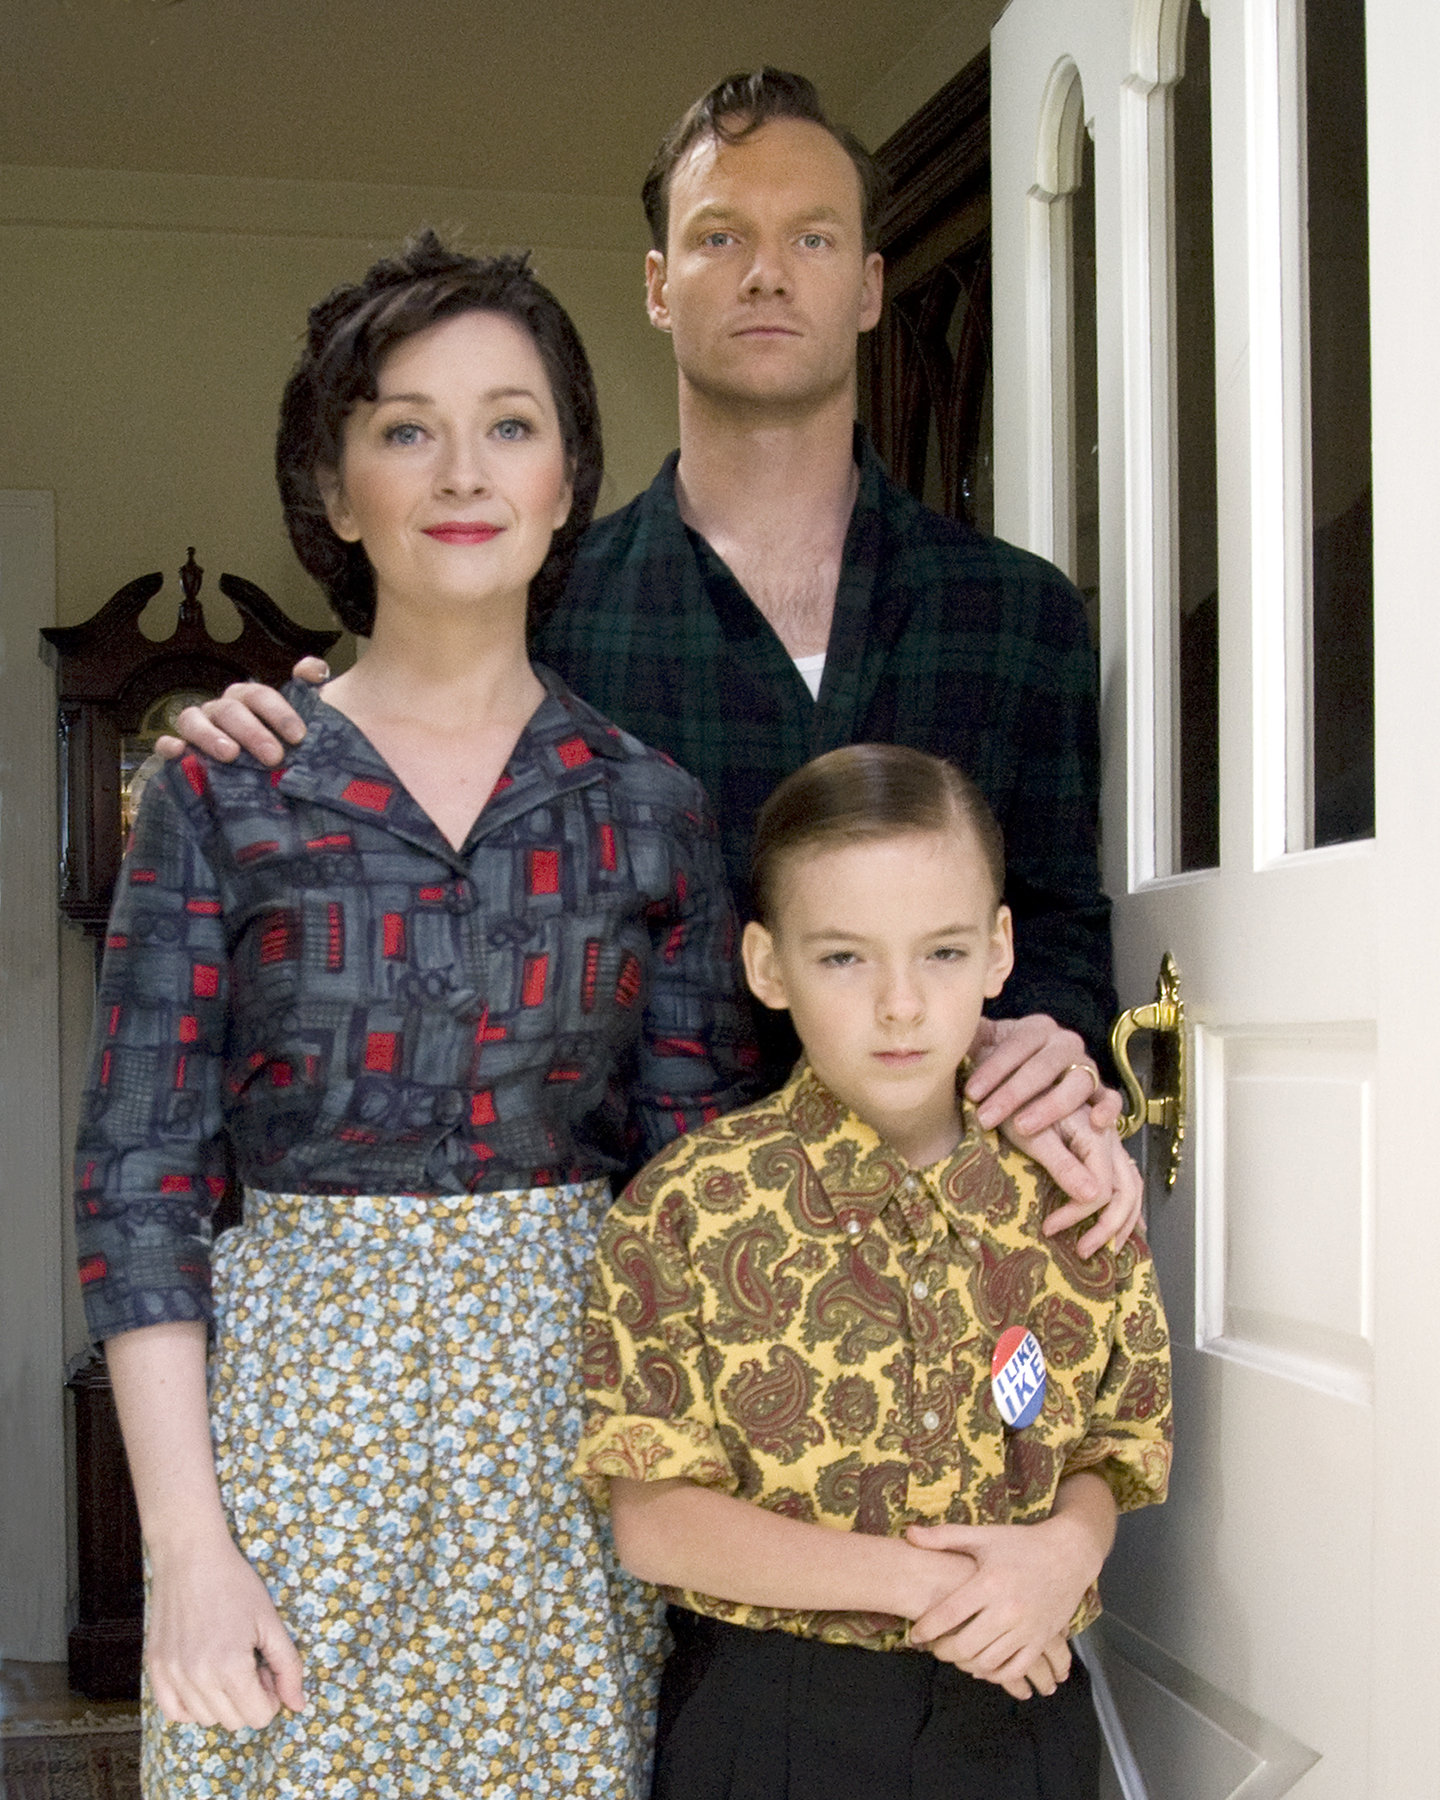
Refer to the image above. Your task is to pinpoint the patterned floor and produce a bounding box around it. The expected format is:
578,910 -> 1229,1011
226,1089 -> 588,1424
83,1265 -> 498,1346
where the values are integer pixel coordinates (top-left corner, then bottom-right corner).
0,1667 -> 138,1800
1,1730 -> 140,1800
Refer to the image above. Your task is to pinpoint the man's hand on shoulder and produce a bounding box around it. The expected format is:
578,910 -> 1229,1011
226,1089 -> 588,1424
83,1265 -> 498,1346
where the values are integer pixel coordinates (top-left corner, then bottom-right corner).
966,1014 -> 1143,1255
154,657 -> 327,766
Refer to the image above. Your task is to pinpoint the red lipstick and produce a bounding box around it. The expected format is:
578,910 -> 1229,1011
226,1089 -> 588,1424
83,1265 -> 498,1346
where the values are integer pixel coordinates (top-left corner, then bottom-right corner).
423,523 -> 503,544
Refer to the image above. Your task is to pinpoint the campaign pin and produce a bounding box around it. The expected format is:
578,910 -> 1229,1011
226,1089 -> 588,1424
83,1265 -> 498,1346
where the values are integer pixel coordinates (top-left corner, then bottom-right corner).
990,1326 -> 1047,1429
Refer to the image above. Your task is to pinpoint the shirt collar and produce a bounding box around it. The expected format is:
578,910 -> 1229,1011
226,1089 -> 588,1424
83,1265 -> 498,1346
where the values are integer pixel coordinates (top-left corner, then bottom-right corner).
778,1061 -> 996,1244
273,665 -> 622,868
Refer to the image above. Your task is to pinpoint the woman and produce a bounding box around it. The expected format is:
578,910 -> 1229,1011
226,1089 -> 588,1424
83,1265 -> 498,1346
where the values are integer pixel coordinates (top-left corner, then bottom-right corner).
76,234 -> 754,1798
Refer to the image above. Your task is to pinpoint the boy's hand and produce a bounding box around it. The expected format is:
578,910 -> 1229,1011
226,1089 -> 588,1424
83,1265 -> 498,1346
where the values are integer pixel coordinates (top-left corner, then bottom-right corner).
928,1631 -> 1072,1701
905,1517 -> 1088,1687
905,1475 -> 1115,1691
154,658 -> 326,766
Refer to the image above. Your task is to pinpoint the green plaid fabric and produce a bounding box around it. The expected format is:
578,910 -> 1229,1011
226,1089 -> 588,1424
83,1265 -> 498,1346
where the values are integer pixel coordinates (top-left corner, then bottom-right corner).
535,431 -> 1115,1067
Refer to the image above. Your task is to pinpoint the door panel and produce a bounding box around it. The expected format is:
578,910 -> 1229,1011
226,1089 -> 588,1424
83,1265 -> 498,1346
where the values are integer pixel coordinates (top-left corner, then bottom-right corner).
989,1 -> 1428,1792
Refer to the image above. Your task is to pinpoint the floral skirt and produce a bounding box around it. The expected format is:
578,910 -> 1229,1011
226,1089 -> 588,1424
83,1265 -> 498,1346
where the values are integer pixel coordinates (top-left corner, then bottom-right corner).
142,1184 -> 663,1799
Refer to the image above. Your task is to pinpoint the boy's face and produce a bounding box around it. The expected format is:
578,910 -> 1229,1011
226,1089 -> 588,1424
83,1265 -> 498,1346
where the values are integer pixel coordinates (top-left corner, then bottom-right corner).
742,828 -> 1014,1168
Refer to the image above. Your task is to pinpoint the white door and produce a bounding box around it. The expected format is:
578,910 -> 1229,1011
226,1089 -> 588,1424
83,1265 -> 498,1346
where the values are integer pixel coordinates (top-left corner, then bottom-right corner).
991,2 -> 1440,1795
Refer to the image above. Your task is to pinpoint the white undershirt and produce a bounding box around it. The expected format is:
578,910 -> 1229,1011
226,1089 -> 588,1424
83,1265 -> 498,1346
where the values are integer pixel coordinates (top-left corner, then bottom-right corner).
792,652 -> 826,700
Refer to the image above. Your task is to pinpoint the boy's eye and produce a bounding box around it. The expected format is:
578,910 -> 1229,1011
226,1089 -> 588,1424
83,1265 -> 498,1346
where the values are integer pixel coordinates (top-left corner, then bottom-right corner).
493,417 -> 532,442
820,951 -> 858,967
930,946 -> 968,962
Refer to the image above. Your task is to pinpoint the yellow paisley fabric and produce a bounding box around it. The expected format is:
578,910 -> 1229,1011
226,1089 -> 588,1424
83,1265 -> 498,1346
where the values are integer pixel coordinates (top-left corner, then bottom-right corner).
576,1064 -> 1172,1652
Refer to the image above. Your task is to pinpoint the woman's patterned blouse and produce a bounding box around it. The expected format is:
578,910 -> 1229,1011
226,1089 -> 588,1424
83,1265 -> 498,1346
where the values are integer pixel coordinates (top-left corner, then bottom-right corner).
76,670 -> 757,1343
576,1063 -> 1173,1651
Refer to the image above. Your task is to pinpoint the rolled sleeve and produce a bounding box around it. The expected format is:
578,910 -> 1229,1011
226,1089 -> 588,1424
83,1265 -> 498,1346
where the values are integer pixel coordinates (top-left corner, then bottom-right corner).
1061,1240 -> 1173,1513
574,1174 -> 737,1506
74,762 -> 230,1341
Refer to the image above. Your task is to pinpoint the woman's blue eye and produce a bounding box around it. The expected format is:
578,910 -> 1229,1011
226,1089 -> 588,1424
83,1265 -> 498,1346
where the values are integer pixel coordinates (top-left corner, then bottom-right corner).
383,422 -> 425,446
494,418 -> 531,441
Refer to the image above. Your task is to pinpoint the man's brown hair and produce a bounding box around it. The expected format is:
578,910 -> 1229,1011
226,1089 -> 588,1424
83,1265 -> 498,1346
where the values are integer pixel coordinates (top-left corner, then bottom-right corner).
641,67 -> 886,252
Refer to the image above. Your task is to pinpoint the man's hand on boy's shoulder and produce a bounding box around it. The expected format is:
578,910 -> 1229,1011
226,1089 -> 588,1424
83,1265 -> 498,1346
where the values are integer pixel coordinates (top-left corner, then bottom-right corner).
966,1015 -> 1143,1257
154,658 -> 326,766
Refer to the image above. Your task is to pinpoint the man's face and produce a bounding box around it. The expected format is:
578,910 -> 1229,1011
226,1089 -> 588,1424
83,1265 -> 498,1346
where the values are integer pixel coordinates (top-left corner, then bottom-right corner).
646,117 -> 883,415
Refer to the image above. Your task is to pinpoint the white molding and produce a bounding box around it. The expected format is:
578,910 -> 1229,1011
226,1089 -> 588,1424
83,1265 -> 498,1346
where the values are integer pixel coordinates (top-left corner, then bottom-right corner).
1027,60 -> 1086,565
1243,0 -> 1310,864
1195,1018 -> 1377,1407
1118,70 -> 1171,889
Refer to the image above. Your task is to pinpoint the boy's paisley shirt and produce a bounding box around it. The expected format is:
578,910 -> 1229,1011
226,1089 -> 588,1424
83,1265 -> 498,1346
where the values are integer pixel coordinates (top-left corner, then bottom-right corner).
75,670 -> 755,1343
577,1063 -> 1173,1651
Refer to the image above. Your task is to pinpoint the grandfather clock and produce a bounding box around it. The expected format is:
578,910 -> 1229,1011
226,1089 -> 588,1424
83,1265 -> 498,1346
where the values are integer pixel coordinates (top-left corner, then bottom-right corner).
41,550 -> 338,1698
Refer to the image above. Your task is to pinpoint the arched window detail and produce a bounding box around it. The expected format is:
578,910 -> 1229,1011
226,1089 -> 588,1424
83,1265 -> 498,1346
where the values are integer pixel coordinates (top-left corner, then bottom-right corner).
1026,57 -> 1096,633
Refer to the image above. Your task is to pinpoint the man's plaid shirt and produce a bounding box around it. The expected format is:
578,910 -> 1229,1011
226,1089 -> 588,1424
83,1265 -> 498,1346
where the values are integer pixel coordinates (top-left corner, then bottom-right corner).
535,432 -> 1115,1069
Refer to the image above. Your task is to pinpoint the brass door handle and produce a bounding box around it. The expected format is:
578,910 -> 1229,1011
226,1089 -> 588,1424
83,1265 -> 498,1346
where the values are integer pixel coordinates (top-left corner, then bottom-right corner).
1108,951 -> 1186,1189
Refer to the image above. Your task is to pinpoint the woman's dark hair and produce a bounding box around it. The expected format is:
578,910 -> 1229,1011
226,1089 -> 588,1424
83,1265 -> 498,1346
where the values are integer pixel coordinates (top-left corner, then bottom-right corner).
750,744 -> 1005,926
642,67 -> 885,252
276,231 -> 602,637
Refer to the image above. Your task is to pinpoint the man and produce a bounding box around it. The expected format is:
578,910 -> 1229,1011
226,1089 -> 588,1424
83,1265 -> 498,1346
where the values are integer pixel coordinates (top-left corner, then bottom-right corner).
167,70 -> 1138,1248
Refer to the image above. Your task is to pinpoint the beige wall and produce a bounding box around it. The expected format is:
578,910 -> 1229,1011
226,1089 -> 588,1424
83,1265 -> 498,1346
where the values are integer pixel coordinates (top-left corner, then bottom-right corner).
849,0 -> 1005,148
0,165 -> 677,636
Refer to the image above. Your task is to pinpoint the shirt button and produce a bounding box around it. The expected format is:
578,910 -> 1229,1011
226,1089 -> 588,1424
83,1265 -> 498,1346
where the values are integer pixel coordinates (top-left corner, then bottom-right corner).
912,1279 -> 929,1300
902,1175 -> 918,1193
921,1409 -> 941,1432
844,1217 -> 863,1237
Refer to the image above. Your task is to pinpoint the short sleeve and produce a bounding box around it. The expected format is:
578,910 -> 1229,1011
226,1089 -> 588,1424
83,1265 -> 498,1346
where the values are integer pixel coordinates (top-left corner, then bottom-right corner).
74,760 -> 231,1341
574,1160 -> 737,1506
1060,1235 -> 1173,1513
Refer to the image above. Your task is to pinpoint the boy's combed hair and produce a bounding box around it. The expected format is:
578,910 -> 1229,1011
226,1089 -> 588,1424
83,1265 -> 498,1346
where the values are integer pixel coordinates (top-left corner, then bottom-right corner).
750,744 -> 1005,924
276,230 -> 602,638
641,67 -> 886,251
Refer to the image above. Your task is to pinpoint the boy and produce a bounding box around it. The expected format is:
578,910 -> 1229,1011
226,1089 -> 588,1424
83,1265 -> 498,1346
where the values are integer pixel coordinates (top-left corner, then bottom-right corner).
576,745 -> 1171,1800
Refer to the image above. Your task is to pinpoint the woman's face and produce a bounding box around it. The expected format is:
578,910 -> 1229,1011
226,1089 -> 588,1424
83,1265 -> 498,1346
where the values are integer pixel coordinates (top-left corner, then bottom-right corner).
319,308 -> 573,623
